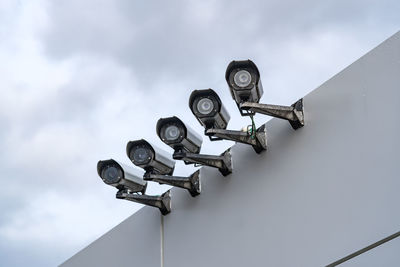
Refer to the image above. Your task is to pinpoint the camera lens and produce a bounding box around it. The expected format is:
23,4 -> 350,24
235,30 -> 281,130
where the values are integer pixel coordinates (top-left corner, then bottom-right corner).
196,98 -> 214,115
164,125 -> 181,141
234,70 -> 252,88
131,147 -> 151,165
102,166 -> 122,184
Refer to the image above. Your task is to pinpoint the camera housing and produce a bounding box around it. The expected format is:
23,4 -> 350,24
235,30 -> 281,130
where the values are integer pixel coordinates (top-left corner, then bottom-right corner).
97,158 -> 171,215
127,138 -> 201,197
156,116 -> 202,154
157,116 -> 232,176
225,59 -> 264,116
126,139 -> 175,176
188,88 -> 267,153
226,59 -> 304,129
97,159 -> 147,194
189,89 -> 230,130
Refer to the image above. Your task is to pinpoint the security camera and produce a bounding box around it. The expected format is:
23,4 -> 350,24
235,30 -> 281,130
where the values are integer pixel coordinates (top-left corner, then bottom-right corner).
225,59 -> 263,116
156,116 -> 202,154
189,89 -> 230,132
126,139 -> 175,176
126,139 -> 201,197
97,159 -> 147,194
225,59 -> 304,129
97,159 -> 171,215
189,89 -> 267,153
157,116 -> 232,176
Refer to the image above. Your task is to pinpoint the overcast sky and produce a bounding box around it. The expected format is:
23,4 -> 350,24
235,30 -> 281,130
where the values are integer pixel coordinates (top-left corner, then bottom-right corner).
0,0 -> 399,266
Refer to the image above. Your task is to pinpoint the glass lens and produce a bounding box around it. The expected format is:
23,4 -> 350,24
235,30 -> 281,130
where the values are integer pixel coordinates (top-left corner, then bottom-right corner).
102,166 -> 122,184
234,70 -> 252,88
196,98 -> 214,115
132,147 -> 151,164
164,125 -> 181,141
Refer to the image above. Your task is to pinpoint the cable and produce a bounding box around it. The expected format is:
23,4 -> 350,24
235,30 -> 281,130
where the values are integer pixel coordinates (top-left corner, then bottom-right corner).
247,115 -> 256,139
325,230 -> 400,267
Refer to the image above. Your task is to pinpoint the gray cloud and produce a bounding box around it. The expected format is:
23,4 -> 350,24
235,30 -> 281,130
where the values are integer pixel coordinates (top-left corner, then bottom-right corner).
42,0 -> 400,85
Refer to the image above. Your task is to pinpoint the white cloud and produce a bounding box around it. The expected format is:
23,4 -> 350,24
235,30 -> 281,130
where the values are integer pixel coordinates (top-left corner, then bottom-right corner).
0,190 -> 131,247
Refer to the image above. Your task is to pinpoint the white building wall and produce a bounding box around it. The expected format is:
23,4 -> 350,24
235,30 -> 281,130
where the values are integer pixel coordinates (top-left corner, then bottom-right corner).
60,31 -> 400,267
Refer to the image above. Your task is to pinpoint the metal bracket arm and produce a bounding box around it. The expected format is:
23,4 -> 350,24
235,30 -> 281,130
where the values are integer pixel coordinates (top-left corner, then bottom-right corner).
173,149 -> 232,176
116,190 -> 171,215
144,170 -> 201,197
205,124 -> 267,154
240,98 -> 304,130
